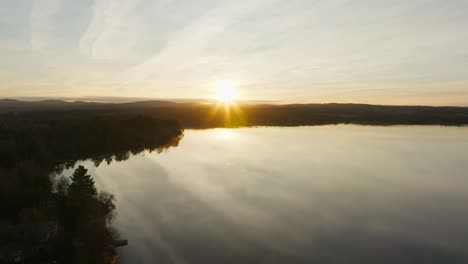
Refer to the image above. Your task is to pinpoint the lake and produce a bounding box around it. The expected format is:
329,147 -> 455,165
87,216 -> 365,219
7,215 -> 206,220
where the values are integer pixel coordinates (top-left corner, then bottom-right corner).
72,125 -> 468,264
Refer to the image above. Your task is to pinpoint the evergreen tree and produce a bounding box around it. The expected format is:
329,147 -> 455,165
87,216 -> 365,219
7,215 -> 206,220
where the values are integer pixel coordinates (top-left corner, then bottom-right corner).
68,165 -> 97,197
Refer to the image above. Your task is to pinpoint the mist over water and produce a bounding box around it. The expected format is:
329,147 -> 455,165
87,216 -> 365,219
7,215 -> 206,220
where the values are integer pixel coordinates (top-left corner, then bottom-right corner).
72,126 -> 468,264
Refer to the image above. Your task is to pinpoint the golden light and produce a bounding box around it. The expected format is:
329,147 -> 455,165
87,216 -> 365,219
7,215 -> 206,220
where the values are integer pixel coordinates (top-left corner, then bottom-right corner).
216,80 -> 238,104
212,128 -> 239,140
208,80 -> 246,127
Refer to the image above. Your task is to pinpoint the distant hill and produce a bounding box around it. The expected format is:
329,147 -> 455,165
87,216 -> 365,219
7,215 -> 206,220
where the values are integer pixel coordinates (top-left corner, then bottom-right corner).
1,99 -> 467,127
0,99 -> 177,112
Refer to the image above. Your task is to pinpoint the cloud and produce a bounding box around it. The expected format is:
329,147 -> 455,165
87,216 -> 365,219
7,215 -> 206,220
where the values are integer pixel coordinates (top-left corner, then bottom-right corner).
79,0 -> 142,60
124,0 -> 277,88
2,0 -> 468,104
30,0 -> 62,51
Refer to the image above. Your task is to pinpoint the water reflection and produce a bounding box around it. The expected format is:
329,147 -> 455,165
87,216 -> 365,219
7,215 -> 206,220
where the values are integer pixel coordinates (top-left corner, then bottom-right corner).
211,128 -> 241,141
79,125 -> 468,264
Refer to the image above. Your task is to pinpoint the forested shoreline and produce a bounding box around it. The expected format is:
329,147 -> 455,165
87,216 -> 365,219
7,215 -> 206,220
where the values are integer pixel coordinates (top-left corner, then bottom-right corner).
0,113 -> 183,263
0,100 -> 467,263
1,100 -> 468,128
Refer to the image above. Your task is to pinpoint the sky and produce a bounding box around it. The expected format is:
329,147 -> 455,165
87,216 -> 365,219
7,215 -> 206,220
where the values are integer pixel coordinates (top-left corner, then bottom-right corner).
1,0 -> 468,105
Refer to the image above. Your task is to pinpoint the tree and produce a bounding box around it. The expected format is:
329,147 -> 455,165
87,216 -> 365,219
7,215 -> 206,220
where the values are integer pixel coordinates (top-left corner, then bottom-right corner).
56,176 -> 70,197
97,192 -> 116,223
68,166 -> 97,197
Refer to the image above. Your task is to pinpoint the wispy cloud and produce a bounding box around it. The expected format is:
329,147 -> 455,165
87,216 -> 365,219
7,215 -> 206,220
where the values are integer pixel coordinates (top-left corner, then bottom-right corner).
30,0 -> 62,51
1,0 -> 468,104
123,0 -> 278,92
79,0 -> 142,60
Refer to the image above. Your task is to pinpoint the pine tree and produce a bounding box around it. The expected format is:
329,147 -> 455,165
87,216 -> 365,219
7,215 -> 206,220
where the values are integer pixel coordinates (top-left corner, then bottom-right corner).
68,165 -> 97,197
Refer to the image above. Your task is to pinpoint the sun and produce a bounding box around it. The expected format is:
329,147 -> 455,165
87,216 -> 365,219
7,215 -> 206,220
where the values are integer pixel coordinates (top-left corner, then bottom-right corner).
216,80 -> 238,104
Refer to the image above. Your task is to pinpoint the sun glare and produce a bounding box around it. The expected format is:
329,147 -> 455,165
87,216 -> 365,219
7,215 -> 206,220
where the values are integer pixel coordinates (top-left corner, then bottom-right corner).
216,80 -> 238,104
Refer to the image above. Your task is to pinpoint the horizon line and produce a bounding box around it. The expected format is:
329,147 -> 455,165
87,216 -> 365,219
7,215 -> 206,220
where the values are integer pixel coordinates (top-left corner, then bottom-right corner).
1,96 -> 467,108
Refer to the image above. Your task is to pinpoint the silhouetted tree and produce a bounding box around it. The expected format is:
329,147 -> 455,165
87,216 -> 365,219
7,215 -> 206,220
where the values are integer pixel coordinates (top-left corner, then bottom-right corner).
56,166 -> 118,264
97,192 -> 116,224
56,176 -> 70,197
68,165 -> 97,197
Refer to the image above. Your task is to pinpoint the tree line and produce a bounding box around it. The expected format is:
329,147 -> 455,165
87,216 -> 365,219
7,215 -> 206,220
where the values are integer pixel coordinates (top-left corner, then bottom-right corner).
0,113 -> 183,263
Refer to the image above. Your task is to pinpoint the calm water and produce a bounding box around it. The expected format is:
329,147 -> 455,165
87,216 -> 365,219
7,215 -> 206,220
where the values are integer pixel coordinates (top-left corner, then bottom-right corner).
73,126 -> 468,264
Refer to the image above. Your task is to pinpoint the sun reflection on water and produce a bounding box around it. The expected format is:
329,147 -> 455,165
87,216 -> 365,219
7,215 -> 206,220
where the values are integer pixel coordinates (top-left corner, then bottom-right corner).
212,128 -> 240,141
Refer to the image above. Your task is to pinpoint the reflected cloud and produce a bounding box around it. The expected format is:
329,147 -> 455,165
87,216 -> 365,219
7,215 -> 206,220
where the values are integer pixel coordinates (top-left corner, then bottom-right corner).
86,126 -> 468,263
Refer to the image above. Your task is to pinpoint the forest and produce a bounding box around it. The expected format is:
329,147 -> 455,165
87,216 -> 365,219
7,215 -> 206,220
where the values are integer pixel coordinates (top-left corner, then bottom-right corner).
1,99 -> 468,128
0,113 -> 183,263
